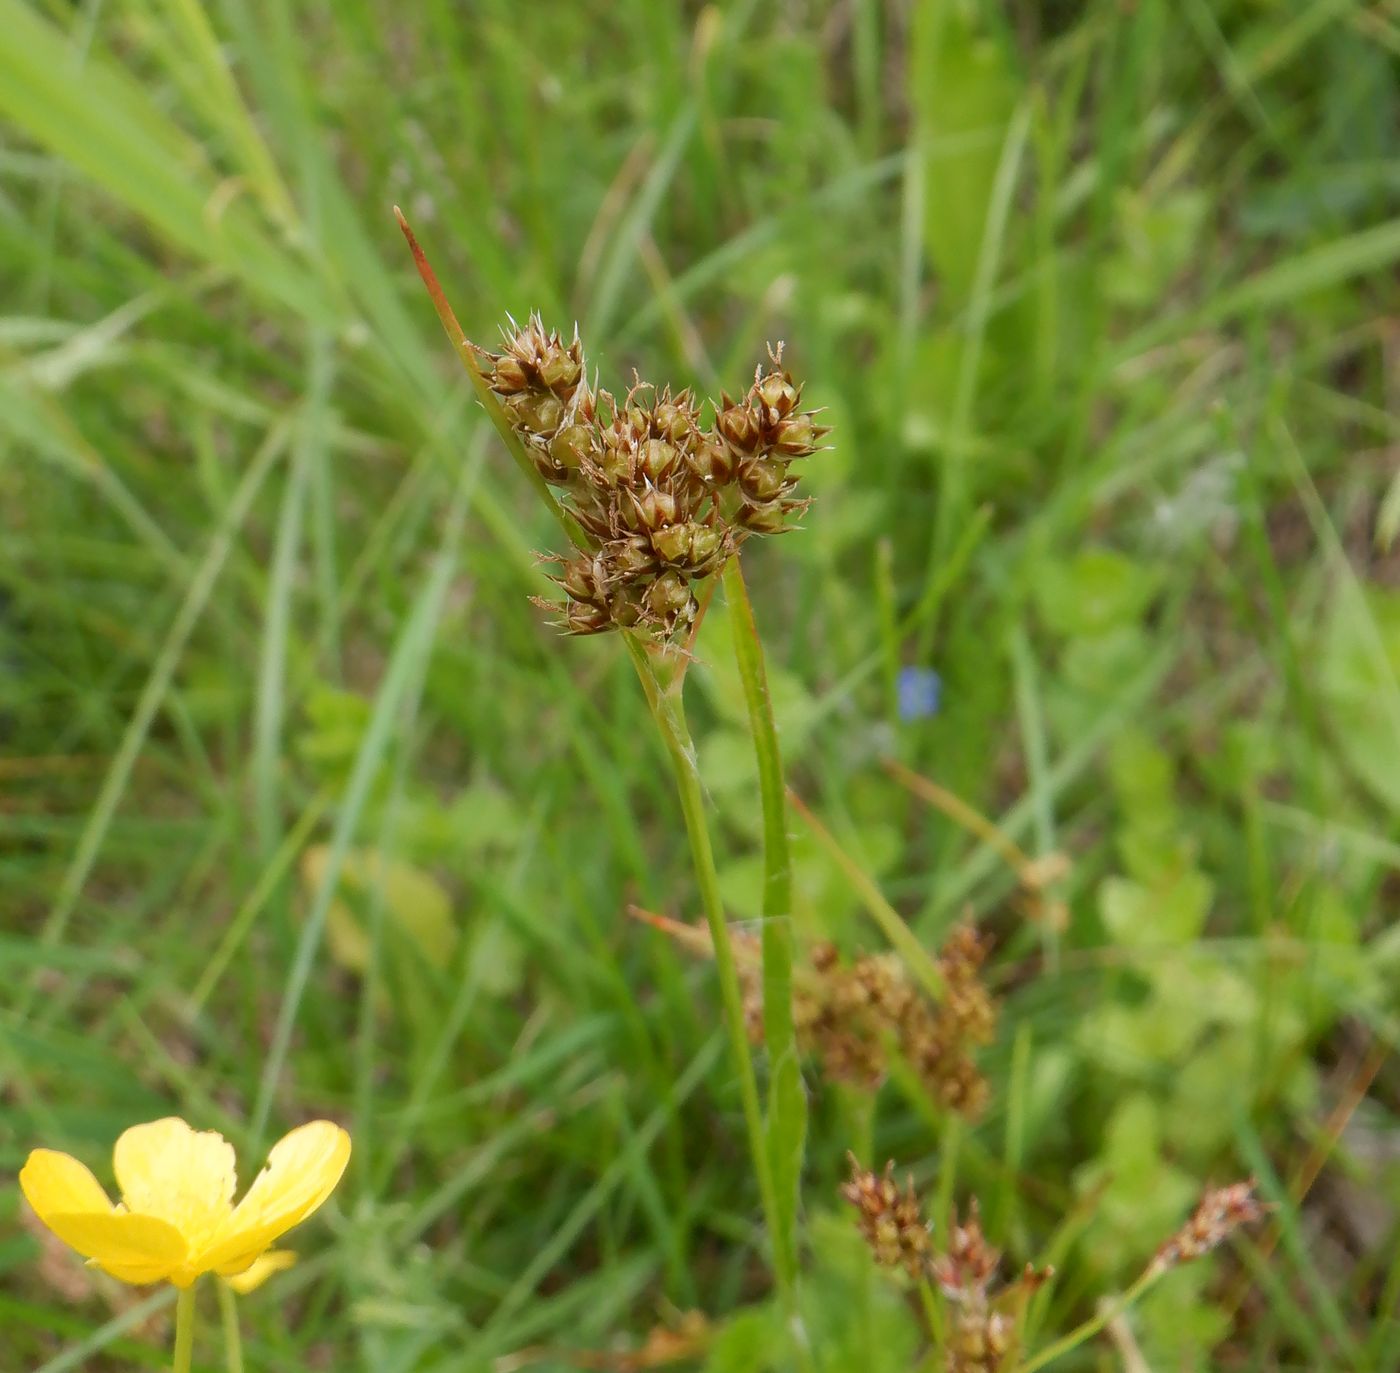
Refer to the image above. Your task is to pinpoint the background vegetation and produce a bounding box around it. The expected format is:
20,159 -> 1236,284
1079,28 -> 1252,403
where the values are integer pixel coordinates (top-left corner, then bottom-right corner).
3,0 -> 1400,1368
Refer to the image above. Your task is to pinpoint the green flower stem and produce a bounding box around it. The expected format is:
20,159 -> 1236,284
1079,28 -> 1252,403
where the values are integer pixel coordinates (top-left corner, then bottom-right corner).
171,1284 -> 197,1373
624,634 -> 811,1371
1016,1266 -> 1162,1373
217,1282 -> 245,1373
722,557 -> 804,1285
916,1277 -> 945,1347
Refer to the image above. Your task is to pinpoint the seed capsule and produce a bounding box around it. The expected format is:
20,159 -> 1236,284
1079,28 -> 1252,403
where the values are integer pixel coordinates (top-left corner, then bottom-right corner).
563,601 -> 612,636
738,498 -> 789,534
756,372 -> 800,418
740,457 -> 789,503
626,486 -> 680,533
593,439 -> 634,487
651,521 -> 726,573
602,536 -> 657,580
638,439 -> 679,482
537,348 -> 582,394
685,437 -> 737,485
490,355 -> 530,394
610,589 -> 644,629
717,402 -> 760,453
774,414 -> 817,455
653,401 -> 694,444
548,424 -> 593,473
646,570 -> 693,619
505,391 -> 563,436
557,555 -> 608,609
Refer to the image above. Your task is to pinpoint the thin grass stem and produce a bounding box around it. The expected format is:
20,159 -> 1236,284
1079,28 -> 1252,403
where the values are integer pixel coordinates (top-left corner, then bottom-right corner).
1015,1266 -> 1161,1373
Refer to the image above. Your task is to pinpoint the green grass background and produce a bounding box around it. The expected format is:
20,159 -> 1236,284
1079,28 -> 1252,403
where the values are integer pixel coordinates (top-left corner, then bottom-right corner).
3,0 -> 1400,1368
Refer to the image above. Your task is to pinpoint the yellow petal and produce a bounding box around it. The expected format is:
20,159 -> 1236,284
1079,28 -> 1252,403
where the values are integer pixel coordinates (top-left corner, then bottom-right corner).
221,1249 -> 297,1294
39,1212 -> 186,1285
202,1121 -> 350,1273
20,1149 -> 115,1221
113,1117 -> 236,1253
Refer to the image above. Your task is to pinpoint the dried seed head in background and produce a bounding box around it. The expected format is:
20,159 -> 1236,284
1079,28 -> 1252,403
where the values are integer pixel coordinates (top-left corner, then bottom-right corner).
484,317 -> 827,640
1150,1180 -> 1265,1276
742,923 -> 997,1119
841,1162 -> 1051,1373
840,1156 -> 933,1281
638,905 -> 996,1118
931,1200 -> 1001,1301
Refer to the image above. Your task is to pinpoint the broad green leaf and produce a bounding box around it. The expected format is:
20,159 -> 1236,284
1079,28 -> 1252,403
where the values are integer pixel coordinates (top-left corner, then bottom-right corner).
908,1 -> 1019,303
302,845 -> 457,973
1317,584 -> 1400,812
1099,869 -> 1212,948
1034,549 -> 1160,640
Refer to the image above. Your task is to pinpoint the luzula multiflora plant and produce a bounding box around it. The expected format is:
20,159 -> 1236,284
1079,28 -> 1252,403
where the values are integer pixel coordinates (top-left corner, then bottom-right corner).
640,909 -> 998,1119
397,209 -> 817,1365
843,1158 -> 1049,1373
843,1157 -> 1264,1372
775,924 -> 996,1118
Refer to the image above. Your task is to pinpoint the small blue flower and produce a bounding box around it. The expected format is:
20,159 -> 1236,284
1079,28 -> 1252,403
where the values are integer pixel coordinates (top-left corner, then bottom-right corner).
897,666 -> 942,722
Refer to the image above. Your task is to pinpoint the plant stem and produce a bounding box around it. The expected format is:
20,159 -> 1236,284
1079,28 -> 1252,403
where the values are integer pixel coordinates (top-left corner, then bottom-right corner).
624,633 -> 811,1371
217,1283 -> 244,1373
1016,1266 -> 1161,1373
917,1277 -> 945,1347
172,1284 -> 197,1373
722,557 -> 804,1284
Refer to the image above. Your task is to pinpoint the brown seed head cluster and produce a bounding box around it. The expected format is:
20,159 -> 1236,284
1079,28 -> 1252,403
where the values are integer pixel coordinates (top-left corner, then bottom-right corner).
742,924 -> 996,1118
842,1164 -> 1050,1373
936,1202 -> 1051,1373
840,1157 -> 933,1280
1150,1179 -> 1265,1276
931,1200 -> 1002,1300
481,316 -> 826,640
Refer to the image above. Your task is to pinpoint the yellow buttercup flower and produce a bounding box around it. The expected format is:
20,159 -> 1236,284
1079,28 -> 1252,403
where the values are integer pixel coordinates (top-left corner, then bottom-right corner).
19,1117 -> 350,1289
222,1247 -> 299,1294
